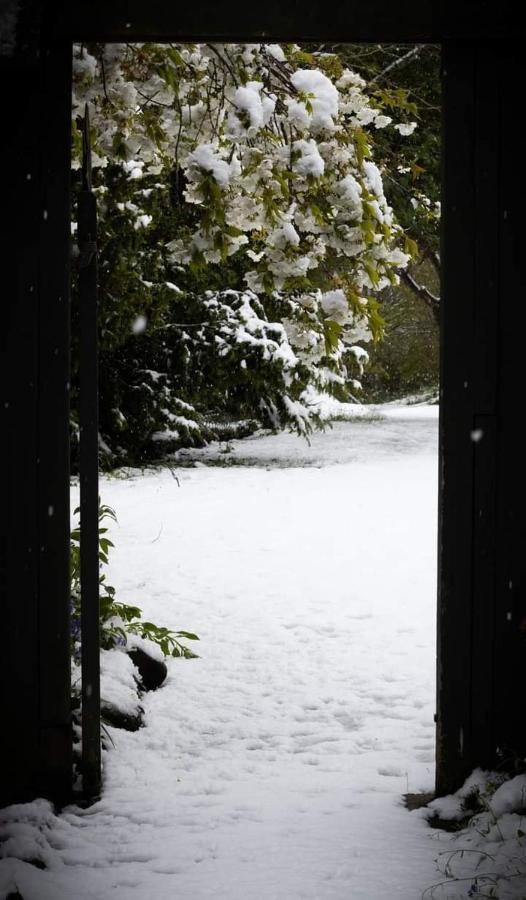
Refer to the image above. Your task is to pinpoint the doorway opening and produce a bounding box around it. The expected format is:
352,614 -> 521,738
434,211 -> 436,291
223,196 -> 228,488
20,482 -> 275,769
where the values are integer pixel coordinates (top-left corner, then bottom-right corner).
67,39 -> 442,898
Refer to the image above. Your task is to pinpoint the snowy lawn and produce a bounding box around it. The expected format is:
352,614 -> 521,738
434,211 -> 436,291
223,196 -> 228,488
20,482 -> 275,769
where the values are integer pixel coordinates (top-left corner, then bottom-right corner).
1,409 -> 444,899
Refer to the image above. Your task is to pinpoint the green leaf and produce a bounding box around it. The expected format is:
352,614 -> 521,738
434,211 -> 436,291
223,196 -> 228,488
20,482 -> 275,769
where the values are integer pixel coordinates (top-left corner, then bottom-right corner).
354,129 -> 371,165
324,320 -> 343,355
112,131 -> 128,161
165,47 -> 185,68
404,235 -> 419,258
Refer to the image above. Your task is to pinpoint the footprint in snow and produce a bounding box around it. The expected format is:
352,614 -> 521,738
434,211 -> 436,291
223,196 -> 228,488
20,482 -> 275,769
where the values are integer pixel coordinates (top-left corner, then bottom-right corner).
334,712 -> 361,731
293,735 -> 339,751
346,612 -> 373,620
377,766 -> 405,777
416,751 -> 435,763
151,864 -> 184,875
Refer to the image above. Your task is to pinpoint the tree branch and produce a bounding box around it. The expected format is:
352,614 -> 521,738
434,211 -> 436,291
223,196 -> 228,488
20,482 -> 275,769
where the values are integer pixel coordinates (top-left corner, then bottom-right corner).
416,242 -> 441,280
369,45 -> 426,86
400,268 -> 440,314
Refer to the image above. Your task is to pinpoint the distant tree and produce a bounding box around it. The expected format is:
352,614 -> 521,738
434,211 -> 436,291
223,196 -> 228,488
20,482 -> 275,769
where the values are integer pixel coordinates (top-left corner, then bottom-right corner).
322,44 -> 441,399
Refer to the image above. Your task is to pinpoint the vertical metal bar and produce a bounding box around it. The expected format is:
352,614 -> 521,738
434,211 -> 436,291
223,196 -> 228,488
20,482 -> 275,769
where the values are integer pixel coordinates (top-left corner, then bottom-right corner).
37,39 -> 74,804
436,42 -> 477,796
78,105 -> 101,798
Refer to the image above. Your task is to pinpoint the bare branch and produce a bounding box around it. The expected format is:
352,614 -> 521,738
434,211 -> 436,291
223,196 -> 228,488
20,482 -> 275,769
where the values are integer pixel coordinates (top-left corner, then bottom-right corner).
369,45 -> 426,86
400,268 -> 440,313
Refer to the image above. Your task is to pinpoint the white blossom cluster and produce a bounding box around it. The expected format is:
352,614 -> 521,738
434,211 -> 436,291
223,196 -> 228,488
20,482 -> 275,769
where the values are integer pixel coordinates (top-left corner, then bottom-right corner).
72,43 -> 411,324
72,43 -> 415,434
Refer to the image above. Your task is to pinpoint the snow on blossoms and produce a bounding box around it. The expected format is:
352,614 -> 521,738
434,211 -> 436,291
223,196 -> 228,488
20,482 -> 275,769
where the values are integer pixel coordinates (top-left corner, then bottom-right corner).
71,42 -> 415,433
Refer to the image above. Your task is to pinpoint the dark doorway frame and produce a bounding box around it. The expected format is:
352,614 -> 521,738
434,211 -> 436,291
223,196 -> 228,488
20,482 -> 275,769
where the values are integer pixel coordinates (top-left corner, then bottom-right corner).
1,1 -> 525,807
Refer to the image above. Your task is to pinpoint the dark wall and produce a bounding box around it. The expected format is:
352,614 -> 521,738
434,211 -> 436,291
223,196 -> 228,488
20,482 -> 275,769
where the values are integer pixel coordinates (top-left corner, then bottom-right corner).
0,0 -> 525,805
437,41 -> 526,792
56,0 -> 522,42
0,5 -> 72,805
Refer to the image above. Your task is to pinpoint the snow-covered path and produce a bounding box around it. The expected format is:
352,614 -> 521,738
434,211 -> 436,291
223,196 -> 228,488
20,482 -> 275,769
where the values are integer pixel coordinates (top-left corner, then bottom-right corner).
2,412 -> 442,899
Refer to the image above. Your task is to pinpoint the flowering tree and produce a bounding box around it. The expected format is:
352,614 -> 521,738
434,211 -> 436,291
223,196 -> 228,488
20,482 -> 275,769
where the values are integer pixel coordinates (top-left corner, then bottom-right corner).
335,44 -> 441,321
72,43 -> 416,462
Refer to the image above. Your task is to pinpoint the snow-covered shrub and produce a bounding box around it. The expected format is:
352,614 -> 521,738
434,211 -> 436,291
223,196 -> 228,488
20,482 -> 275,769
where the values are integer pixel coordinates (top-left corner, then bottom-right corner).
70,42 -> 418,463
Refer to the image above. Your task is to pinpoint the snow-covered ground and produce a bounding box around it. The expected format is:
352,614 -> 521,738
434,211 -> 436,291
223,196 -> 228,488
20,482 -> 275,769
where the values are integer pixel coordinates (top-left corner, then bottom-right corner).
1,408 -> 444,899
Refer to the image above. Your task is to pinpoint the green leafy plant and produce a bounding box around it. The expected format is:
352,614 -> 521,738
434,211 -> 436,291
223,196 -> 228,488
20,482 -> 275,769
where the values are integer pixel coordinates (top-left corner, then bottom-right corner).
70,501 -> 199,660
